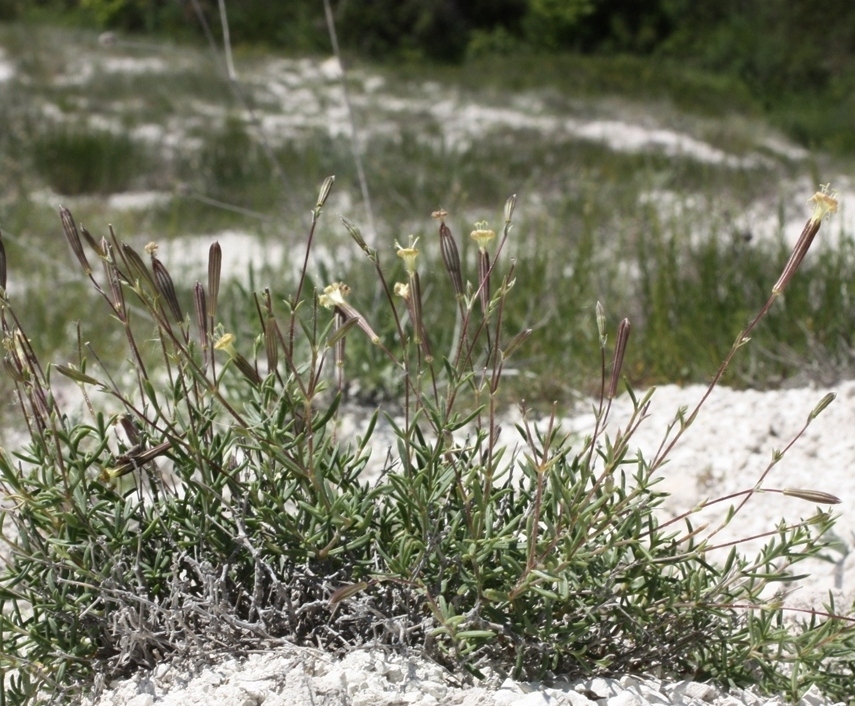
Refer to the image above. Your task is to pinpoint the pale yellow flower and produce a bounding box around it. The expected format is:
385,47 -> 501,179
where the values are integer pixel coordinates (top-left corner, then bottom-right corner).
470,221 -> 496,251
808,184 -> 839,223
393,282 -> 410,300
319,282 -> 351,310
395,236 -> 420,274
213,332 -> 237,357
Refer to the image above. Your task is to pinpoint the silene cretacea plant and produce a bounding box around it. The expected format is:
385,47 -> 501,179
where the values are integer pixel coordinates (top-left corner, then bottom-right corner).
0,180 -> 853,705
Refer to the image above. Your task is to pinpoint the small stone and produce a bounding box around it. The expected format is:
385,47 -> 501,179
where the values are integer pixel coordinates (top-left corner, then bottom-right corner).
341,668 -> 369,694
731,688 -> 764,706
126,696 -> 153,706
638,684 -> 671,705
619,675 -> 643,689
799,686 -> 827,706
352,694 -> 379,706
670,680 -> 718,702
381,663 -> 405,683
575,678 -> 615,700
566,692 -> 598,706
608,691 -> 642,706
589,678 -> 618,697
495,681 -> 526,706
419,680 -> 448,700
514,693 -> 552,706
311,669 -> 345,694
718,698 -> 748,706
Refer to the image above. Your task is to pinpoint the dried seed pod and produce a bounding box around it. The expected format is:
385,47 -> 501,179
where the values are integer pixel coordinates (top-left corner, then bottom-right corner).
2,353 -> 24,383
59,206 -> 91,274
194,282 -> 208,353
439,222 -> 463,298
151,256 -> 183,323
0,231 -> 6,291
265,313 -> 278,374
341,216 -> 372,258
105,258 -> 125,315
607,318 -> 631,400
501,328 -> 533,361
122,243 -> 156,291
208,241 -> 222,322
80,225 -> 106,258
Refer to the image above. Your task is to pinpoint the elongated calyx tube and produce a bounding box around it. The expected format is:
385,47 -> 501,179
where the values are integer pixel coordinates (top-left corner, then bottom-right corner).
772,185 -> 839,296
60,206 -> 92,275
608,318 -> 631,399
319,283 -> 381,345
471,222 -> 496,313
596,301 -> 607,348
208,241 -> 222,321
214,332 -> 261,385
0,231 -> 6,291
395,237 -> 429,353
194,282 -> 208,353
433,210 -> 463,299
151,255 -> 183,323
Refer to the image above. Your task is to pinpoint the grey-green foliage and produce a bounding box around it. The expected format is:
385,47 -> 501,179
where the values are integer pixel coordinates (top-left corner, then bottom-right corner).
0,188 -> 853,704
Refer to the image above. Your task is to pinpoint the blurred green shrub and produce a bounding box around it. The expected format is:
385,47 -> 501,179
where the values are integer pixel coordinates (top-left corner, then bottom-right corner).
30,127 -> 147,195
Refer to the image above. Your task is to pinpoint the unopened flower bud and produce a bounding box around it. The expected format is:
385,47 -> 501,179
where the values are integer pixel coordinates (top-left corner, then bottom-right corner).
502,328 -> 533,361
316,175 -> 335,211
808,392 -> 835,421
596,301 -> 607,348
781,488 -> 841,505
504,194 -> 517,225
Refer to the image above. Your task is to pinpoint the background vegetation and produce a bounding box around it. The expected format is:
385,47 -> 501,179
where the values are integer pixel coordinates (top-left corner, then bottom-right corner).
0,14 -> 851,406
0,0 -> 852,153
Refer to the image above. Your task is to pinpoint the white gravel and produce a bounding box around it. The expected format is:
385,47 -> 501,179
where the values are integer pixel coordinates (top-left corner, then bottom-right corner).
82,643 -> 842,706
